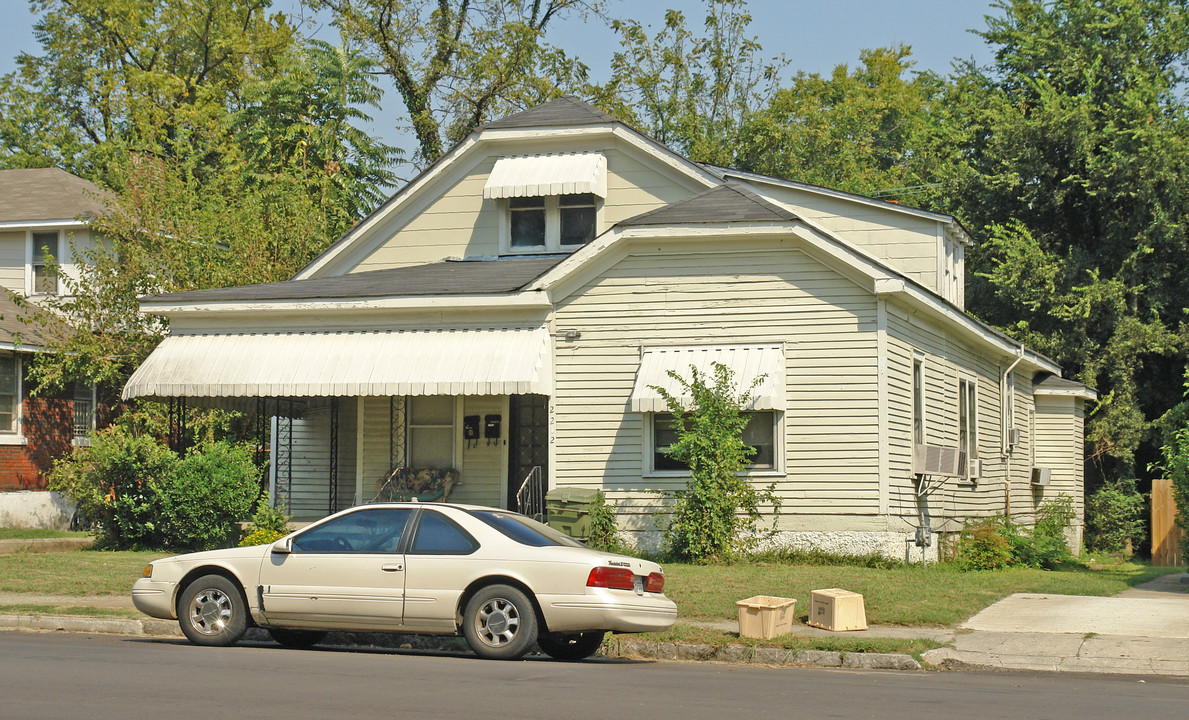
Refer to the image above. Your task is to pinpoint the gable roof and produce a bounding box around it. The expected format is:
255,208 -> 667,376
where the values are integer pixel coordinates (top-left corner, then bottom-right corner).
482,96 -> 620,130
0,293 -> 74,350
619,183 -> 801,226
0,168 -> 110,224
142,256 -> 565,305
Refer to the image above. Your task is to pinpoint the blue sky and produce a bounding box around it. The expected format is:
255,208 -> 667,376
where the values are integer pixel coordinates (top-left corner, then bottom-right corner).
0,0 -> 999,165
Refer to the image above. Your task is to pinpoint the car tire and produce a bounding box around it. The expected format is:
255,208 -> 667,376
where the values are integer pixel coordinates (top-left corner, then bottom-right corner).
177,574 -> 248,647
462,584 -> 538,660
267,628 -> 326,649
537,631 -> 606,661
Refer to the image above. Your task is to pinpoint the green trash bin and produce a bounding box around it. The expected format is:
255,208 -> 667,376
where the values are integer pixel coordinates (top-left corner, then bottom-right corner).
545,487 -> 600,539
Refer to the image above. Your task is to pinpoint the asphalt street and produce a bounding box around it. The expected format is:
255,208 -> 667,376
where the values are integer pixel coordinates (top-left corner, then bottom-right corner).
3,631 -> 1187,720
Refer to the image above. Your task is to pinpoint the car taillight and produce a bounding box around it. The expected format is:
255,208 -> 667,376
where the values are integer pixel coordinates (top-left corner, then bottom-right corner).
587,566 -> 635,590
645,572 -> 664,593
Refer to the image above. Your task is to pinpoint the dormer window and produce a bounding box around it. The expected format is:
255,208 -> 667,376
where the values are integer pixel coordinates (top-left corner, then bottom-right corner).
485,152 -> 606,255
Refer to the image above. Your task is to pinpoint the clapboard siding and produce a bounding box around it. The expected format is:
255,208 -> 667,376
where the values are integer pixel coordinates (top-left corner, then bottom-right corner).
352,148 -> 694,272
359,396 -> 399,501
283,398 -> 357,520
751,185 -> 943,292
1033,396 -> 1084,522
553,243 -> 882,525
884,302 -> 1020,530
454,395 -> 505,507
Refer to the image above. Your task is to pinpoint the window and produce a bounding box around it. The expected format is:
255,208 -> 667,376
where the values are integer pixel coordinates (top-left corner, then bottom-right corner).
0,355 -> 18,434
959,377 -> 978,462
409,511 -> 479,555
30,231 -> 60,295
73,382 -> 95,438
505,193 -> 598,253
651,411 -> 776,472
912,356 -> 925,445
1002,370 -> 1015,450
291,508 -> 413,553
408,396 -> 454,467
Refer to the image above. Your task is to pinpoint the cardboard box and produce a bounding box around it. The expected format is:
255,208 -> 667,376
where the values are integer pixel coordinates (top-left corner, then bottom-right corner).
807,588 -> 867,631
736,595 -> 797,639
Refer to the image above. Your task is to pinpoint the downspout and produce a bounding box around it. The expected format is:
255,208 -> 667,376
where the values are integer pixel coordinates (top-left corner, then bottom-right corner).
1001,347 -> 1025,515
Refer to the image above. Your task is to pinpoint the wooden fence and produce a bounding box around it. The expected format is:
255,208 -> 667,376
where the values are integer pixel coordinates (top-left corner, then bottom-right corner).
1152,478 -> 1184,566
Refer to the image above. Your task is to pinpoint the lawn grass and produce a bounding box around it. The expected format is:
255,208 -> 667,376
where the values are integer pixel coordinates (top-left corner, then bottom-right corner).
0,528 -> 92,540
662,560 -> 1180,626
0,549 -> 165,596
617,622 -> 945,657
0,604 -> 141,619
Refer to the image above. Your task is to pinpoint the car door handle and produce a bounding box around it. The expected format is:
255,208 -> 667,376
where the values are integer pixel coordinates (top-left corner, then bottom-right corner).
381,563 -> 404,572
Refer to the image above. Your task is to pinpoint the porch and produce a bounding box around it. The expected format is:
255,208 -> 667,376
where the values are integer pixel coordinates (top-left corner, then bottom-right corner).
124,326 -> 553,521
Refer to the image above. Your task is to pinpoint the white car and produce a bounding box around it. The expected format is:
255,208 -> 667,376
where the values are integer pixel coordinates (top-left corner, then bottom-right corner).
132,503 -> 676,660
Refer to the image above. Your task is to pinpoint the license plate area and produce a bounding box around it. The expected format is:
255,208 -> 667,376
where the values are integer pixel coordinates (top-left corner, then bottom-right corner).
633,575 -> 644,595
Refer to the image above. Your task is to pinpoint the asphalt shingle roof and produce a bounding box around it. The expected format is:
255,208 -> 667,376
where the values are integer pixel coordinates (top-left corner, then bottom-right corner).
482,96 -> 620,130
618,183 -> 801,226
0,293 -> 74,350
0,168 -> 110,223
143,256 -> 566,304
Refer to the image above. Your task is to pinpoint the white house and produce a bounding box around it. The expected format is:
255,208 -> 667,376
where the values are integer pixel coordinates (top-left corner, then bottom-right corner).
123,98 -> 1095,558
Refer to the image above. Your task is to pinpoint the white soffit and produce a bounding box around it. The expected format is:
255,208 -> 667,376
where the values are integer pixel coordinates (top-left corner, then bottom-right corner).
630,345 -> 785,413
483,152 -> 607,199
123,327 -> 551,400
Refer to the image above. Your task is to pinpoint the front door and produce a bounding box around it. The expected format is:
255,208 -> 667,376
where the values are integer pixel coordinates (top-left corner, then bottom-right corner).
507,394 -> 549,512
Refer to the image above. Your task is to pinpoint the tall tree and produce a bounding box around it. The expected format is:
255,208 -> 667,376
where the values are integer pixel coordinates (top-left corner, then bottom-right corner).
937,0 -> 1189,474
310,0 -> 599,165
737,46 -> 947,199
591,0 -> 783,167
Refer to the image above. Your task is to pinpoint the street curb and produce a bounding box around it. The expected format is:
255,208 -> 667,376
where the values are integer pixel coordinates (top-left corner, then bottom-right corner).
0,537 -> 95,554
0,612 -> 923,670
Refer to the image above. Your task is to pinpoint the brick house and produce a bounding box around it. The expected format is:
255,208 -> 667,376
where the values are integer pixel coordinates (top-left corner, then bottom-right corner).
0,168 -> 106,527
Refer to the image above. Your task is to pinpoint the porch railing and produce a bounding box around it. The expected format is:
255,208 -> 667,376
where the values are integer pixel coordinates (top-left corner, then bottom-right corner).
516,466 -> 544,522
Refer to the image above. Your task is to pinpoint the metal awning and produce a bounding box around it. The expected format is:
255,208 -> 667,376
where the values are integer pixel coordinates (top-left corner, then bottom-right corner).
629,345 -> 786,413
483,152 -> 607,199
123,327 -> 552,400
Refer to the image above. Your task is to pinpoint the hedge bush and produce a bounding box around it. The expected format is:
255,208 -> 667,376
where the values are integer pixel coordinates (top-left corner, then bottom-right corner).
49,427 -> 260,551
1084,478 -> 1145,553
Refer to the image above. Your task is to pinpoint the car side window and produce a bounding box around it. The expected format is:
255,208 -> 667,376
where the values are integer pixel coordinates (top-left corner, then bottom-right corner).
291,508 -> 413,553
409,511 -> 479,555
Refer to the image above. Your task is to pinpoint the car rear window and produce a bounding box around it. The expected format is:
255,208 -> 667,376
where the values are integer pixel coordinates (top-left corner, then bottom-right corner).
469,510 -> 586,548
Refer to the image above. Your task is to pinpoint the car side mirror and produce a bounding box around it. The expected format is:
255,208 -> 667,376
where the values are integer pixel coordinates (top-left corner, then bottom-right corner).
271,537 -> 293,554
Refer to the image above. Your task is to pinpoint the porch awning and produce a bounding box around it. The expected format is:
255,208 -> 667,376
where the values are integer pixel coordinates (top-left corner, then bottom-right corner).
122,326 -> 552,400
629,345 -> 785,413
483,152 -> 607,199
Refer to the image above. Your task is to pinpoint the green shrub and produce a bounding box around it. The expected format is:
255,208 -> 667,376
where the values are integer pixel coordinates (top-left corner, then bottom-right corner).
48,428 -> 178,549
652,362 -> 781,562
585,490 -> 628,553
48,428 -> 259,551
1085,479 -> 1145,553
957,496 -> 1077,571
957,517 -> 1013,570
239,492 -> 292,547
159,441 -> 260,551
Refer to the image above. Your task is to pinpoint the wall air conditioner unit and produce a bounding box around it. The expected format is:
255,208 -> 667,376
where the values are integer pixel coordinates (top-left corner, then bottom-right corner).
913,444 -> 963,477
1031,466 -> 1051,486
1007,427 -> 1021,447
966,457 -> 982,481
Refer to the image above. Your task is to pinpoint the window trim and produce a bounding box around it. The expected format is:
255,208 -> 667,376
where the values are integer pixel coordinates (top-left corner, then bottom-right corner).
958,374 -> 979,464
912,353 -> 927,446
498,194 -> 603,255
643,410 -> 783,478
26,229 -> 63,296
0,354 -> 22,439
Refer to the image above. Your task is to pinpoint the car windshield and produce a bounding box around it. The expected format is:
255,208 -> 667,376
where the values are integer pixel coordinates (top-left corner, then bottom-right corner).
469,510 -> 587,548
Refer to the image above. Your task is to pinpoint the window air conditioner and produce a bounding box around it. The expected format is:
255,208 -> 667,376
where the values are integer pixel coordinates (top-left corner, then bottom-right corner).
1031,466 -> 1051,486
1007,427 -> 1021,446
913,444 -> 963,477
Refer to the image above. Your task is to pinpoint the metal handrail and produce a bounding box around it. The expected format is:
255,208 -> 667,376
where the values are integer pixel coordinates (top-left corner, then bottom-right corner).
516,466 -> 544,521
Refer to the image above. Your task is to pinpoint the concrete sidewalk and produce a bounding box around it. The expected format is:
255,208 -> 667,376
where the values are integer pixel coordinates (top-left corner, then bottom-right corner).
922,572 -> 1189,676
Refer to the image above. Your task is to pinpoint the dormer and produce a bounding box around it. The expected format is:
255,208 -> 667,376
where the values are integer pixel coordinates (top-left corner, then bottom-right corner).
483,152 -> 607,255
